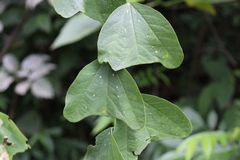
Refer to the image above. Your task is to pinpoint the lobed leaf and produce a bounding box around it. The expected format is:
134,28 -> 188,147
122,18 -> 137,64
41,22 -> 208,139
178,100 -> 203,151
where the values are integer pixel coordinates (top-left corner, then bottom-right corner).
84,94 -> 192,159
143,94 -> 192,141
98,2 -> 184,71
63,60 -> 145,130
84,120 -> 150,160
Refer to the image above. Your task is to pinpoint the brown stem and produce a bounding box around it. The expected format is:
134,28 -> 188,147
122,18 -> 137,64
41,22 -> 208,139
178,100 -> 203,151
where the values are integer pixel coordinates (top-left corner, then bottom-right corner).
9,91 -> 18,119
0,11 -> 31,63
187,14 -> 207,95
204,13 -> 238,67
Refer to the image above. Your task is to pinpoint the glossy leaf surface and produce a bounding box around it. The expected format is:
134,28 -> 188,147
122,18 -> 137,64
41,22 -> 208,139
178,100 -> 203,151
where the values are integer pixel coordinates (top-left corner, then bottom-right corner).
98,2 -> 183,71
63,60 -> 145,130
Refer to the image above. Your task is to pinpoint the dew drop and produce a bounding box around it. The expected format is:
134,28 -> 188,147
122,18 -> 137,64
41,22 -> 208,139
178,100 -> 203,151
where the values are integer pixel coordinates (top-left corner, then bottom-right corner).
152,46 -> 154,48
124,28 -> 127,32
93,94 -> 95,97
123,111 -> 126,114
146,35 -> 149,38
116,86 -> 118,89
138,19 -> 141,22
123,37 -> 126,40
117,95 -> 120,98
162,124 -> 164,127
153,116 -> 156,118
99,76 -> 102,78
155,51 -> 158,53
126,9 -> 129,13
112,74 -> 114,76
85,107 -> 88,109
122,47 -> 125,50
150,112 -> 152,114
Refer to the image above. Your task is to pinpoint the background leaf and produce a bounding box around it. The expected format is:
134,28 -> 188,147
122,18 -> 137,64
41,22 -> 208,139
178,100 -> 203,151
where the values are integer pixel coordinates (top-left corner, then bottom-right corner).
0,72 -> 14,92
185,0 -> 216,15
0,112 -> 30,159
98,2 -> 183,71
2,54 -> 19,73
64,60 -> 145,130
31,78 -> 55,99
51,13 -> 101,50
14,80 -> 31,96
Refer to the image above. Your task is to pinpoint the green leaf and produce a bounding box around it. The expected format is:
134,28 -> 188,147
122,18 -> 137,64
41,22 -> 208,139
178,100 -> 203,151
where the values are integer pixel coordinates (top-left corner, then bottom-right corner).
83,94 -> 191,159
195,145 -> 240,160
185,0 -> 216,15
177,131 -> 232,160
143,94 -> 192,141
51,13 -> 101,50
84,128 -> 125,160
0,112 -> 30,159
84,120 -> 150,160
91,116 -> 113,135
53,0 -> 84,18
63,60 -> 145,130
201,136 -> 212,158
98,2 -> 184,71
127,0 -> 144,2
84,0 -> 126,24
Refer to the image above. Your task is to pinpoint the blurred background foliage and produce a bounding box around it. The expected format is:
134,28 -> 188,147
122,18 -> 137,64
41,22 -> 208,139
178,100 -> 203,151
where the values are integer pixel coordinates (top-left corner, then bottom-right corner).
0,0 -> 240,159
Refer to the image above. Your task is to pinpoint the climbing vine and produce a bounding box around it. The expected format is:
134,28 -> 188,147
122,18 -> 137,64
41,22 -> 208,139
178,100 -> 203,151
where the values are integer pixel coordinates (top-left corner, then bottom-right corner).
53,0 -> 192,159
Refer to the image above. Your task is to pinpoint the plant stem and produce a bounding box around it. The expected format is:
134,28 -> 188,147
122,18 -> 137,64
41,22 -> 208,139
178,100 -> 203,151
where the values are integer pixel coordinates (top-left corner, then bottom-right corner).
0,11 -> 31,63
204,13 -> 238,67
9,91 -> 18,119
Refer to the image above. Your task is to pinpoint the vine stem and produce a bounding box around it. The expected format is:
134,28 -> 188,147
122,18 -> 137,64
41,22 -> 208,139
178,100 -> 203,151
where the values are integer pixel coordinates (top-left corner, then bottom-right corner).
9,91 -> 18,119
204,14 -> 238,67
0,11 -> 31,63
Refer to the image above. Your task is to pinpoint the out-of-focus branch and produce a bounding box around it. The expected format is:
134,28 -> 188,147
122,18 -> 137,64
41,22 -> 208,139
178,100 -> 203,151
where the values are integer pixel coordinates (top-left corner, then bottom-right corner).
204,14 -> 238,67
0,11 -> 31,63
